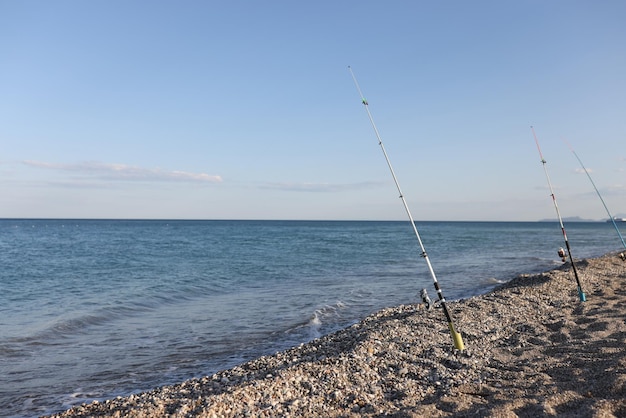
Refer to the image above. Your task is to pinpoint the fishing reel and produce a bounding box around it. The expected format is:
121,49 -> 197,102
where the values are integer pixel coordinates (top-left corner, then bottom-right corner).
419,288 -> 432,310
557,247 -> 567,262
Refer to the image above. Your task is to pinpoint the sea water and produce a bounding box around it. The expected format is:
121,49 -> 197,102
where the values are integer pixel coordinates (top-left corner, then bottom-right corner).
0,219 -> 623,417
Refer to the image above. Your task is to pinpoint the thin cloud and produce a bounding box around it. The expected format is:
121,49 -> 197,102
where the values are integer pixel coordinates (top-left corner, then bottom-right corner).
605,184 -> 626,196
22,160 -> 222,183
574,167 -> 592,174
260,181 -> 383,192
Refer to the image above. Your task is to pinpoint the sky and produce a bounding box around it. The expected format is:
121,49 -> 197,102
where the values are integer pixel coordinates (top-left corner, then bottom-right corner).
1,1 -> 625,221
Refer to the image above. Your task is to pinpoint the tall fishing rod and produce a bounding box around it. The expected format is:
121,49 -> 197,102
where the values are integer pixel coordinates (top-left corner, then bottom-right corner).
564,140 -> 626,254
348,66 -> 464,350
531,126 -> 586,302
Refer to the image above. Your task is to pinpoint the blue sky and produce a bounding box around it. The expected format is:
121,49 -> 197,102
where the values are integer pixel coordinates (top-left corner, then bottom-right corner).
1,1 -> 625,221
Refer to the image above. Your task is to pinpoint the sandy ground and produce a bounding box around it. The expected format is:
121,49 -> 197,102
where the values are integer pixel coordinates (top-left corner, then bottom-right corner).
48,252 -> 626,417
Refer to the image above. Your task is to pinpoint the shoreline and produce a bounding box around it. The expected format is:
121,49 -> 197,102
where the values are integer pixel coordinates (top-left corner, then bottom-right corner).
48,252 -> 626,417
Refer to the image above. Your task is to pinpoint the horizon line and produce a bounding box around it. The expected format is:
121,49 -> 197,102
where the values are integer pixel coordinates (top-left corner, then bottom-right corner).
0,217 -> 610,223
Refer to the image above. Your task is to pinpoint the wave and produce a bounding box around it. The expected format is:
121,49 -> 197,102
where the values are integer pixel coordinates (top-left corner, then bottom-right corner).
5,308 -> 141,348
308,301 -> 350,338
480,277 -> 507,285
5,292 -> 194,348
275,300 -> 353,344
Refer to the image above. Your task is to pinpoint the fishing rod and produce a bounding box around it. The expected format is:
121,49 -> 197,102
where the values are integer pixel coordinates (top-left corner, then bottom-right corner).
531,126 -> 586,302
348,66 -> 464,350
564,139 -> 626,254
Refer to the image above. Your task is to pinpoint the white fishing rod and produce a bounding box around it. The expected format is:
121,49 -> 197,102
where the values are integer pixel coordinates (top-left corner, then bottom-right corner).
348,66 -> 464,350
564,140 -> 626,255
531,127 -> 586,302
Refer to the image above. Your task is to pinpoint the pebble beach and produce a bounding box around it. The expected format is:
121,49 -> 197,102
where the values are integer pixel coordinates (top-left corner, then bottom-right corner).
47,252 -> 626,417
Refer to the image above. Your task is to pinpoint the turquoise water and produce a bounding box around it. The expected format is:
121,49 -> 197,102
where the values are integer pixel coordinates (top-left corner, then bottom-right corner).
0,219 -> 623,417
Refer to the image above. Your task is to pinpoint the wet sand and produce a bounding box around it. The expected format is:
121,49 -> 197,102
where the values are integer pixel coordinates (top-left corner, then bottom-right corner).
48,252 -> 626,417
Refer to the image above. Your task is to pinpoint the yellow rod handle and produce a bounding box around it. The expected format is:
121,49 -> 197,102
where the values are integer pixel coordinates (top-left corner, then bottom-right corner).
448,322 -> 465,350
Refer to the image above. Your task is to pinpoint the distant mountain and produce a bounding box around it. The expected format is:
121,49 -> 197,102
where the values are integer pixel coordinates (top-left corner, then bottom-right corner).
538,216 -> 601,222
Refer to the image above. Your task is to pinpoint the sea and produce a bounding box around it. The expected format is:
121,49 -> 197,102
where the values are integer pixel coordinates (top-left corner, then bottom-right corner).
1,219 -> 624,417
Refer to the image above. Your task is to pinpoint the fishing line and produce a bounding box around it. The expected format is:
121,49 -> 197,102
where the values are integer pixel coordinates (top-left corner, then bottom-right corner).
348,66 -> 465,350
564,139 -> 626,254
531,126 -> 586,302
